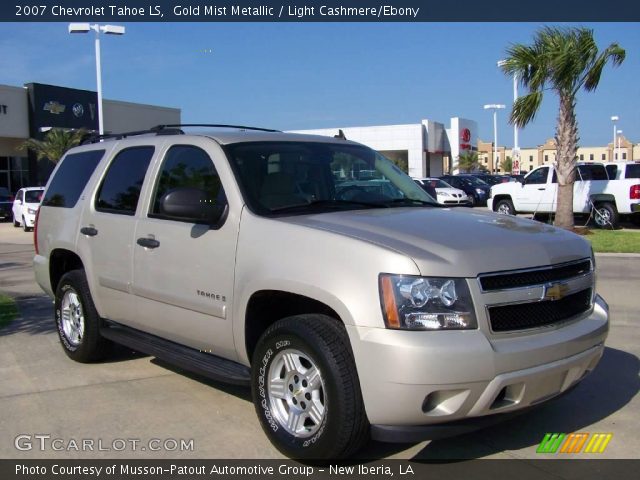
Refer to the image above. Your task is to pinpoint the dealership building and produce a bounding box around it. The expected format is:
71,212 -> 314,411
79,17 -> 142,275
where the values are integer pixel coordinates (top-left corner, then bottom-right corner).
290,117 -> 478,178
0,83 -> 180,192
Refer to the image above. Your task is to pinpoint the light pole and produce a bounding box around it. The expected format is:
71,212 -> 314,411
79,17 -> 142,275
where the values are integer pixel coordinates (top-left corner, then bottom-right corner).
610,115 -> 619,161
68,23 -> 126,135
617,129 -> 623,161
498,60 -> 519,172
484,104 -> 506,174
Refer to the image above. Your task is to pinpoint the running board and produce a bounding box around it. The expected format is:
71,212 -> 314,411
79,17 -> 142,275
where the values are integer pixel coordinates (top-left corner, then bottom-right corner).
101,323 -> 251,386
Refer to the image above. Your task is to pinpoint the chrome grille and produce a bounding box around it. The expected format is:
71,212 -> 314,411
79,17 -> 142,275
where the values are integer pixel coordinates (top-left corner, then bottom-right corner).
479,259 -> 592,292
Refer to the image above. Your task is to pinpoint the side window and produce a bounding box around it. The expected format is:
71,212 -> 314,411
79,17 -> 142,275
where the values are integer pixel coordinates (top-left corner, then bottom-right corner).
96,146 -> 154,215
42,150 -> 105,208
605,164 -> 617,179
18,191 -> 24,202
150,145 -> 226,220
525,167 -> 548,185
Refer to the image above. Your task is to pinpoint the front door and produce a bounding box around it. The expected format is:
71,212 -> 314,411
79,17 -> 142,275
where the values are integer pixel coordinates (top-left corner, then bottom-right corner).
131,140 -> 239,360
518,166 -> 557,212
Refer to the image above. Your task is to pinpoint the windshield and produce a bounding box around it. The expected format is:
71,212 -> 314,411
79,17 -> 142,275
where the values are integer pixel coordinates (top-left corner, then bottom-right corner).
224,142 -> 437,215
424,179 -> 451,189
25,190 -> 44,203
461,176 -> 488,186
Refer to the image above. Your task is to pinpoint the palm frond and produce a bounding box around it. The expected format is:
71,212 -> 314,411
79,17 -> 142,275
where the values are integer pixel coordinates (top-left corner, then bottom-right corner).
510,91 -> 544,128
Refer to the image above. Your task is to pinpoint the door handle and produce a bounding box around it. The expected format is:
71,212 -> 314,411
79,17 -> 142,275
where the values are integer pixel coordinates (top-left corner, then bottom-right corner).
137,237 -> 160,249
537,188 -> 546,190
80,227 -> 98,237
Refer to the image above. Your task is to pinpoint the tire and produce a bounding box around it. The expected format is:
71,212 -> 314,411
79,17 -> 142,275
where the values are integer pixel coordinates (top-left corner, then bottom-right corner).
22,216 -> 29,232
251,314 -> 369,459
495,199 -> 516,215
54,270 -> 111,363
593,202 -> 619,229
12,214 -> 19,227
468,194 -> 477,207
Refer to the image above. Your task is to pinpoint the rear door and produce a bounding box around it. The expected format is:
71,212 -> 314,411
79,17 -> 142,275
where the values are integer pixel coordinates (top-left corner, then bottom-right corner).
78,144 -> 156,325
131,138 -> 239,359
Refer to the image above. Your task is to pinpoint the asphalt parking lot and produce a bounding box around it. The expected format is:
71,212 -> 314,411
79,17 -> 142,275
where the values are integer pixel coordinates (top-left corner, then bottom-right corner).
0,221 -> 638,460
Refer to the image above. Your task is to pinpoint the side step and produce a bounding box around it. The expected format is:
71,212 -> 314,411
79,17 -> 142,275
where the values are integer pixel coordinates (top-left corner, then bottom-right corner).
101,323 -> 251,386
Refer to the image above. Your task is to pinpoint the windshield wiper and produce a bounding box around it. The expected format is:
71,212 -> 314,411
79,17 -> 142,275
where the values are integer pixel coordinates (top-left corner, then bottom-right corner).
384,198 -> 440,207
269,199 -> 389,213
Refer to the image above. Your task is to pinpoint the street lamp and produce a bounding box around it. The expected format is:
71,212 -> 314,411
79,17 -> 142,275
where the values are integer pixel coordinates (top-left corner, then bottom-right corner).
617,129 -> 623,161
610,115 -> 619,161
484,104 -> 506,174
498,60 -> 519,172
68,23 -> 126,135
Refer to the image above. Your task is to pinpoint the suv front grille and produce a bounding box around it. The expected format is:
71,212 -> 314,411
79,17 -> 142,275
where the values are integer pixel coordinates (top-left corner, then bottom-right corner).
479,260 -> 591,291
488,289 -> 592,332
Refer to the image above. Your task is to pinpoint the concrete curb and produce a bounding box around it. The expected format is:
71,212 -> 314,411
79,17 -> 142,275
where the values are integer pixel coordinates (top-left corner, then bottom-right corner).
595,252 -> 640,258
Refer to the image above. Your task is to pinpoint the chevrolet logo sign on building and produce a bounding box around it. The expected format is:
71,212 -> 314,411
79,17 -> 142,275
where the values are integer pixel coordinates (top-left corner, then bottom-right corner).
43,101 -> 66,115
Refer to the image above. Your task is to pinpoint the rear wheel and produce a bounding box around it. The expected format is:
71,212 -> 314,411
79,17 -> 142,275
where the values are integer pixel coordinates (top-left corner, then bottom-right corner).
252,314 -> 369,459
593,202 -> 619,229
495,199 -> 515,215
55,270 -> 111,362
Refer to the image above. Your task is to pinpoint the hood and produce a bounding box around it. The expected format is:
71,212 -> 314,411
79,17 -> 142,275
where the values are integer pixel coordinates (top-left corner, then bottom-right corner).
436,187 -> 466,195
281,208 -> 591,278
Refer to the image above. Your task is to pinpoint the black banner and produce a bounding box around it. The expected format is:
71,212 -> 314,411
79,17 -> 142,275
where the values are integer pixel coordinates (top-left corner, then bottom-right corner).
3,0 -> 640,22
2,459 -> 640,480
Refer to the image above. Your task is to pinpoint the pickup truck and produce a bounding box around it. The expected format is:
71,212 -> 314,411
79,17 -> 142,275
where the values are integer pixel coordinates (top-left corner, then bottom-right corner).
488,163 -> 640,228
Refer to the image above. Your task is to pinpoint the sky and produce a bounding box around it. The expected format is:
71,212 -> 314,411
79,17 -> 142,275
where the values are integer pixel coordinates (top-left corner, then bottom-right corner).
1,22 -> 638,148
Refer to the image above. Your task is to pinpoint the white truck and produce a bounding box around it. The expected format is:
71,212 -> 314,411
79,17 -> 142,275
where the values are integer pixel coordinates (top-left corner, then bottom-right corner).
488,163 -> 640,228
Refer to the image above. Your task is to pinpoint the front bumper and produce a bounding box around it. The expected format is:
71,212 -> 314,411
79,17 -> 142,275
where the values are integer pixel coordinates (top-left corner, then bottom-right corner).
348,295 -> 608,437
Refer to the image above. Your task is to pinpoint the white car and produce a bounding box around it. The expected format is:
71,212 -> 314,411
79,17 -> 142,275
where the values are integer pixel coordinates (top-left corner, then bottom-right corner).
414,177 -> 471,206
12,187 -> 44,231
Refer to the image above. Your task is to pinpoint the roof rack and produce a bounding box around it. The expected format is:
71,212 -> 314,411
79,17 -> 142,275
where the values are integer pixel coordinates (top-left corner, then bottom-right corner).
154,124 -> 281,133
80,126 -> 184,144
80,123 -> 279,145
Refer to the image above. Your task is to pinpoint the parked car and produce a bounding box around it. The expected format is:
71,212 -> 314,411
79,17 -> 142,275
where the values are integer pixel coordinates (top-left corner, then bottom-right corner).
488,162 -> 640,228
0,187 -> 13,221
34,125 -> 608,459
439,174 -> 491,206
414,177 -> 471,206
605,161 -> 640,180
468,173 -> 509,186
12,187 -> 44,231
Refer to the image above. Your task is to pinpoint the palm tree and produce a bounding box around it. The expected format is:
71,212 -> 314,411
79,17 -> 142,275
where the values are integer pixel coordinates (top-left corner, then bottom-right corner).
501,27 -> 625,229
501,156 -> 513,174
457,151 -> 480,173
19,128 -> 88,164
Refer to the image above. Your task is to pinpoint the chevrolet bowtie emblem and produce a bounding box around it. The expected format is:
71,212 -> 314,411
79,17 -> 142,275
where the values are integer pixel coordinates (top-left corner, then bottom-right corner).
543,282 -> 570,301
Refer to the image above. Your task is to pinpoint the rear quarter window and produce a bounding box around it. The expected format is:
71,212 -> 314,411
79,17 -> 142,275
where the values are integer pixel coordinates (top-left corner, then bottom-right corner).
42,150 -> 105,208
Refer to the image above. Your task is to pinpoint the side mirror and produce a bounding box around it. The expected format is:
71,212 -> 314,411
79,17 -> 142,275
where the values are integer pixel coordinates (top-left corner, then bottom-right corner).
159,187 -> 226,225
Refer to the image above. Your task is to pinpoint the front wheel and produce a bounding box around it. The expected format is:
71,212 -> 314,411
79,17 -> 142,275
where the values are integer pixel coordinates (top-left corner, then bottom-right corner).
495,199 -> 516,215
12,213 -> 19,227
22,216 -> 30,232
593,202 -> 619,229
252,315 -> 369,459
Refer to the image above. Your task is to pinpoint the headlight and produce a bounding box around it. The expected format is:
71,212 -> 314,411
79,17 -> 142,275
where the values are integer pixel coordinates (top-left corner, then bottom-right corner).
439,192 -> 451,197
475,188 -> 485,195
379,274 -> 477,330
27,208 -> 38,215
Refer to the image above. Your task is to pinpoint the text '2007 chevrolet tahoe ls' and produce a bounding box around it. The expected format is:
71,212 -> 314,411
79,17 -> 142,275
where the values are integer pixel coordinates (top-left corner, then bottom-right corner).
33,125 -> 609,459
